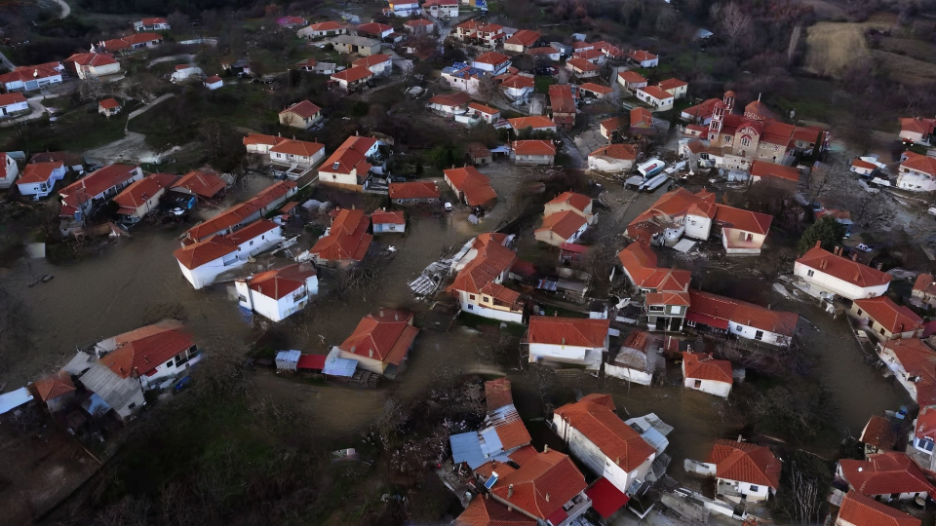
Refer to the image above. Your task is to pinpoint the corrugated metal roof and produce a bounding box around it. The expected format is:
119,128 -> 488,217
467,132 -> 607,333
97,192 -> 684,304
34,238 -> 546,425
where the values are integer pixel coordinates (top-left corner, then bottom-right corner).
276,350 -> 302,371
0,387 -> 34,414
79,363 -> 143,414
322,347 -> 357,377
450,431 -> 487,469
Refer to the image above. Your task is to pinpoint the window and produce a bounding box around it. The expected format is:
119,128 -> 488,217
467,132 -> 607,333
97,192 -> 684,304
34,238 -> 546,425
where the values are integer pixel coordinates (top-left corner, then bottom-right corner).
755,330 -> 763,341
238,295 -> 247,303
807,269 -> 814,277
749,485 -> 759,492
880,327 -> 886,336
466,304 -> 473,310
857,309 -> 862,316
469,294 -> 476,300
693,380 -> 702,388
649,305 -> 664,312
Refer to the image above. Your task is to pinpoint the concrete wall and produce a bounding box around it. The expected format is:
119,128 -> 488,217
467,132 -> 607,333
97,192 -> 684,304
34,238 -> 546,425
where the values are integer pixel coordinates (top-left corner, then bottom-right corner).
793,262 -> 889,300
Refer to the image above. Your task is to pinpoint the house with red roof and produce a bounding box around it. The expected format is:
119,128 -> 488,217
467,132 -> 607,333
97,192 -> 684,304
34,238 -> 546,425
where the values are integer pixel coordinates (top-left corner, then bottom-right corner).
588,143 -> 638,174
134,17 -> 170,31
297,20 -> 348,39
175,220 -> 284,289
686,290 -> 798,346
472,51 -> 512,75
552,393 -> 657,494
278,100 -> 323,129
59,164 -> 144,221
444,166 -> 498,208
95,320 -> 201,390
317,135 -> 381,190
388,181 -> 439,205
0,93 -> 27,119
0,63 -> 63,92
307,208 -> 372,267
565,57 -> 600,79
372,209 -> 406,233
355,22 -> 394,39
578,82 -> 613,100
170,170 -> 227,201
269,139 -> 326,175
16,160 -> 65,199
352,53 -> 393,76
113,172 -> 177,224
860,414 -> 898,457
899,116 -> 936,145
428,91 -> 472,116
424,0 -> 458,18
180,181 -> 297,245
627,188 -> 718,242
242,133 -> 286,155
878,338 -> 936,407
447,233 -> 523,323
512,140 -> 556,166
454,496 -> 535,526
910,405 -> 936,473
330,65 -> 374,90
617,242 -> 692,331
617,70 -> 648,92
851,157 -> 877,176
794,243 -> 892,300
485,448 -> 591,526
508,115 -> 557,134
544,192 -> 595,224
714,203 -> 773,255
837,451 -> 935,501
535,211 -> 588,247
336,309 -> 418,376
912,273 -> 936,306
403,18 -> 434,34
635,85 -> 674,110
499,74 -> 535,103
627,49 -> 658,68
682,352 -> 733,397
527,316 -> 609,369
750,160 -> 801,187
851,296 -> 924,341
504,29 -> 541,53
30,371 -> 75,413
657,78 -> 687,99
467,102 -> 500,124
700,439 -> 780,503
97,97 -> 121,117
599,117 -> 623,140
835,490 -> 921,526
548,84 -> 576,129
94,33 -> 163,54
64,52 -> 120,79
235,263 -> 317,322
898,151 -> 936,192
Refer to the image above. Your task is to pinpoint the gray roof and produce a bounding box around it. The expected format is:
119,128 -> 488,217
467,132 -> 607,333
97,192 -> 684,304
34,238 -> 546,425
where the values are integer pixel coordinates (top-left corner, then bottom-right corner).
63,351 -> 95,375
79,363 -> 142,414
328,34 -> 380,47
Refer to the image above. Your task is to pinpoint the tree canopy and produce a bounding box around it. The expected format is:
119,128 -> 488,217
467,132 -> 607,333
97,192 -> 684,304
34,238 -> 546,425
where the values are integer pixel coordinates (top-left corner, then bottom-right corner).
797,215 -> 846,255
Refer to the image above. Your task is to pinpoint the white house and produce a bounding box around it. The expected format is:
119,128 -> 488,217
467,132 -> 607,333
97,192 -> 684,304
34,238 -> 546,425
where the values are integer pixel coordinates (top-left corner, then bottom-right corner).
0,63 -> 63,92
428,92 -> 472,116
911,405 -> 936,472
512,140 -> 556,166
658,78 -> 688,99
352,53 -> 393,76
174,220 -> 284,290
446,233 -> 523,323
16,161 -> 64,198
336,309 -> 419,376
278,100 -> 323,129
897,151 -> 936,192
170,64 -> 203,82
627,49 -> 659,68
850,295 -> 924,341
64,52 -> 120,79
134,17 -> 170,31
627,188 -> 718,242
423,0 -> 459,18
94,320 -> 201,391
204,75 -> 223,90
837,451 -> 935,502
0,93 -> 29,117
0,153 -> 19,189
298,21 -> 348,39
618,70 -> 648,91
472,51 -> 511,75
899,116 -> 936,145
317,135 -> 380,190
269,139 -> 326,169
503,29 -> 540,53
385,1 -> 421,17
687,290 -> 799,347
243,133 -> 285,155
329,65 -> 373,91
527,316 -> 609,370
588,143 -> 637,174
371,210 -> 406,234
877,338 -> 936,407
535,210 -> 587,247
235,263 -> 318,322
701,439 -> 781,504
682,352 -> 733,398
467,102 -> 499,124
59,164 -> 145,221
565,57 -> 600,79
544,191 -> 596,225
793,243 -> 892,300
552,393 -> 657,494
499,74 -> 535,103
850,158 -> 877,176
112,172 -> 177,224
636,86 -> 674,110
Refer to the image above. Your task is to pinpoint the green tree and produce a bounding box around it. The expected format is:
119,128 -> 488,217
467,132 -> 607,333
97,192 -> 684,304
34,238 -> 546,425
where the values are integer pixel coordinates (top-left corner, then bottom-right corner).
797,215 -> 846,255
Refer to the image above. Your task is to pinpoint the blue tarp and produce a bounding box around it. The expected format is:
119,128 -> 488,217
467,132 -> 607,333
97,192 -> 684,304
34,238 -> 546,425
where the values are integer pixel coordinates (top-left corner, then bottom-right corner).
82,393 -> 112,417
450,432 -> 487,469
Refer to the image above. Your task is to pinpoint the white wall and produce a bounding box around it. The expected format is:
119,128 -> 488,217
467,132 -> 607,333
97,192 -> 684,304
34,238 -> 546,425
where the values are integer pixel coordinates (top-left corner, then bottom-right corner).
588,155 -> 632,174
683,376 -> 731,398
718,478 -> 771,503
793,261 -> 889,300
458,292 -> 523,323
180,227 -> 284,289
0,100 -> 29,115
728,321 -> 791,347
897,169 -> 936,192
604,363 -> 653,386
270,147 -> 325,168
0,155 -> 18,188
139,351 -> 202,390
684,214 -> 712,240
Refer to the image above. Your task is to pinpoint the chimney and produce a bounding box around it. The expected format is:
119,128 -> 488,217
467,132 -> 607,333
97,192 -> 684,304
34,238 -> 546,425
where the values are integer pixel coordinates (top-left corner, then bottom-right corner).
852,252 -> 858,262
545,493 -> 550,503
876,263 -> 883,270
737,434 -> 743,443
815,240 -> 822,249
508,484 -> 514,498
544,444 -> 549,453
369,349 -> 374,358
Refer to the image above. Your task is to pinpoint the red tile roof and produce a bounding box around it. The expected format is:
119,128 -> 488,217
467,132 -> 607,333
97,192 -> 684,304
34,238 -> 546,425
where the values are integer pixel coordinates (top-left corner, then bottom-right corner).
915,405 -> 936,442
527,46 -> 558,56
566,57 -> 599,72
18,161 -> 63,185
628,188 -> 717,237
243,133 -> 285,147
852,158 -> 876,171
590,143 -> 638,161
98,98 -> 120,109
371,209 -> 405,225
547,191 -> 591,213
901,117 -> 936,136
429,91 -> 472,107
454,495 -> 535,526
688,290 -> 798,336
618,70 -> 647,84
339,309 -> 418,366
446,234 -> 517,298
682,352 -> 733,384
356,22 -> 393,35
574,48 -> 604,61
485,377 -> 515,411
140,17 -> 167,25
352,53 -> 391,68
854,296 -> 923,334
269,139 -> 324,158
600,116 -> 622,133
444,166 -> 498,207
171,170 -> 226,199
114,172 -> 176,211
246,263 -> 316,300
901,151 -> 936,177
468,101 -> 498,115
714,204 -> 773,235
631,107 -> 653,128
64,52 -> 117,69
183,181 -> 296,243
505,29 -> 540,47
628,49 -> 657,62
0,64 -> 61,85
309,21 -> 346,31
617,242 -> 693,294
838,490 -> 921,526
280,100 -> 321,119
475,51 -> 510,65
839,451 -> 935,497
548,84 -> 575,114
99,33 -> 162,51
309,208 -> 372,263
707,439 -> 780,489
405,18 -> 433,27
388,181 -> 439,200
320,135 -> 378,180
489,449 -> 587,520
528,316 -> 608,347
507,115 -> 555,131
658,78 -> 687,91
750,160 -> 800,182
32,371 -> 75,401
883,338 -> 936,406
639,85 -> 671,100
914,273 -> 936,296
554,393 -> 656,471
513,140 -> 556,156
331,65 -> 373,83
500,75 -> 534,90
579,82 -> 613,95
860,415 -> 898,452
99,320 -> 194,378
174,235 -> 238,269
60,164 -> 140,214
795,246 -> 892,288
536,210 -> 586,240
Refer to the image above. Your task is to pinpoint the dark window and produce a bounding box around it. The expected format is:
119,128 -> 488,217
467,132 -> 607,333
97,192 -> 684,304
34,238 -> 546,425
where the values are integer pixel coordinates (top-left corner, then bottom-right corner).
755,330 -> 763,341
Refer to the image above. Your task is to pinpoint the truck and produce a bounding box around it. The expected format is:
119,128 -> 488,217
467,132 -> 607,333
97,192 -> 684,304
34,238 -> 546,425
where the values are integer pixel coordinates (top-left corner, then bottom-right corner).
637,158 -> 665,178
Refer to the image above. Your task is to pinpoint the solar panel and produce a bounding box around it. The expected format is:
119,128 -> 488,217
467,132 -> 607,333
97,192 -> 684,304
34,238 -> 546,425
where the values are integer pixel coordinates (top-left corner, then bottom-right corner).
484,471 -> 499,489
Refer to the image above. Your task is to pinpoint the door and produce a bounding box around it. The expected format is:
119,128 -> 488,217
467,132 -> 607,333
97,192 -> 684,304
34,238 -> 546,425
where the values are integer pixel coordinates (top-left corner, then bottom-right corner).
670,317 -> 681,331
655,317 -> 666,331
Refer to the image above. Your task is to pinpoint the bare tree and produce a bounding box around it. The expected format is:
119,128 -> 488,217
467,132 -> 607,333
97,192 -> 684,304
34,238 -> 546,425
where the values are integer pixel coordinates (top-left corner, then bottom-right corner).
712,2 -> 753,53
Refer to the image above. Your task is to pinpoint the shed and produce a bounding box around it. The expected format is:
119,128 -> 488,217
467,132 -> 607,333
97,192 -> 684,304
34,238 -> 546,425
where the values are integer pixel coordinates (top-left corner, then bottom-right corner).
297,354 -> 326,371
275,350 -> 302,371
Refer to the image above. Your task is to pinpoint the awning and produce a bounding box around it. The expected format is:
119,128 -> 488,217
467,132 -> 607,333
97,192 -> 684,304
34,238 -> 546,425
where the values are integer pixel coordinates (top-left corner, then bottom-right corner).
297,354 -> 326,371
586,477 -> 630,519
686,311 -> 730,330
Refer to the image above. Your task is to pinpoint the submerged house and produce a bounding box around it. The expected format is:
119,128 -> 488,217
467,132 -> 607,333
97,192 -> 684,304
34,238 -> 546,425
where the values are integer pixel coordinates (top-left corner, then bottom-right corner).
235,263 -> 318,322
335,309 -> 419,378
527,316 -> 609,369
446,233 -> 523,323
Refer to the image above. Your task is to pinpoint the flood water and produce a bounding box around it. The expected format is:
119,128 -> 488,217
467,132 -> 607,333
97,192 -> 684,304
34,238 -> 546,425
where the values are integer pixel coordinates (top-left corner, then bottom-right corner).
0,169 -> 910,473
